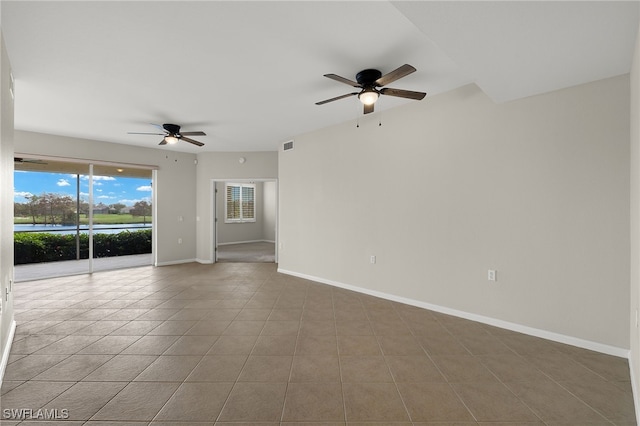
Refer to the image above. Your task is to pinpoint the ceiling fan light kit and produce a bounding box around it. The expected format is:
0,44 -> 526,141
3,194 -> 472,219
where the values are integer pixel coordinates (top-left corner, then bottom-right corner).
358,88 -> 379,106
316,64 -> 426,114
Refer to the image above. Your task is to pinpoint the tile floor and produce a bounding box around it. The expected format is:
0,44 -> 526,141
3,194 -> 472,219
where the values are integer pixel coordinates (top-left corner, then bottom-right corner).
1,262 -> 636,425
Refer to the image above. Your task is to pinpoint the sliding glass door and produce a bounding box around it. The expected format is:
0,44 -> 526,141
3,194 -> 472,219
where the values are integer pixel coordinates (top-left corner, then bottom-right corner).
14,157 -> 153,281
91,164 -> 153,273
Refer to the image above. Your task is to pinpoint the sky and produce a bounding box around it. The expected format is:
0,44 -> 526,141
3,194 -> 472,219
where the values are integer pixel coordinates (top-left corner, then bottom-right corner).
14,171 -> 153,206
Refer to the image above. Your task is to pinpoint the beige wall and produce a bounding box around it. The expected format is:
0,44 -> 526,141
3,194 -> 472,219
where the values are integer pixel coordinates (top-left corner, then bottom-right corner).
0,29 -> 16,382
629,22 -> 640,420
279,76 -> 630,352
263,180 -> 277,242
14,131 -> 198,265
195,151 -> 277,262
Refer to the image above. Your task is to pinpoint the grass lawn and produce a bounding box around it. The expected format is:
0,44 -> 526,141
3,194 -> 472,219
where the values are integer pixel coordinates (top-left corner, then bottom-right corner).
15,213 -> 151,225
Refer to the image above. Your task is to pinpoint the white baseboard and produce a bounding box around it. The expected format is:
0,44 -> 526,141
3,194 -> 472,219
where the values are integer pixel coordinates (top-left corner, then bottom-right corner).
0,320 -> 17,388
218,240 -> 274,246
156,258 -> 197,266
277,268 -> 629,359
196,258 -> 214,264
629,356 -> 640,424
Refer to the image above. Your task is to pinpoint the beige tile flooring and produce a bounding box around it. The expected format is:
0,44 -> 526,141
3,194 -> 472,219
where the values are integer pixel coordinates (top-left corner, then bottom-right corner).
1,262 -> 636,425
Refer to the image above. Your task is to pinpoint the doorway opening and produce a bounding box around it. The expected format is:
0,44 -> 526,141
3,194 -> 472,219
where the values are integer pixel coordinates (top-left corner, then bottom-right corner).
212,179 -> 277,263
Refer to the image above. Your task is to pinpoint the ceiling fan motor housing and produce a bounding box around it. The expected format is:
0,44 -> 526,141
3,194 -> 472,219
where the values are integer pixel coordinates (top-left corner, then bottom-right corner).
163,123 -> 181,134
356,69 -> 382,86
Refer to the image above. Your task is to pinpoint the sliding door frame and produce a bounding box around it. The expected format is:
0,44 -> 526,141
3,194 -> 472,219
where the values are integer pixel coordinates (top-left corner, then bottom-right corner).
14,153 -> 158,276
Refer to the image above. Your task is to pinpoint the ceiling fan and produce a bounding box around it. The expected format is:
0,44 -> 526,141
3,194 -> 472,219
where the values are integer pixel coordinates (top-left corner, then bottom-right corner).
316,64 -> 426,114
128,123 -> 206,147
14,157 -> 47,165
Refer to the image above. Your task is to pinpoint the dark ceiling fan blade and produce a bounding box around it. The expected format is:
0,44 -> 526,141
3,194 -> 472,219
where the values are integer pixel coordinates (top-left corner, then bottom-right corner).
364,103 -> 374,114
375,64 -> 416,87
15,157 -> 47,164
380,87 -> 426,100
128,132 -> 165,135
316,92 -> 359,105
324,74 -> 361,87
180,131 -> 206,136
181,136 -> 205,147
158,139 -> 167,145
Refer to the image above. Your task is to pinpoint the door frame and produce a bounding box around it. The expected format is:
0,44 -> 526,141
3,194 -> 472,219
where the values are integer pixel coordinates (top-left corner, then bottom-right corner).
210,178 -> 278,264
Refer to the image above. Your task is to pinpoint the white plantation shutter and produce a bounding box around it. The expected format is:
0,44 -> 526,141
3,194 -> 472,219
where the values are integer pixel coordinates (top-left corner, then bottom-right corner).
225,183 -> 256,223
226,184 -> 240,220
242,185 -> 255,220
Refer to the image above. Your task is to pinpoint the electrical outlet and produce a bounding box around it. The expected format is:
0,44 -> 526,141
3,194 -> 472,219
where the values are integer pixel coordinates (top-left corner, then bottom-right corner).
178,238 -> 183,245
370,255 -> 376,264
488,270 -> 497,281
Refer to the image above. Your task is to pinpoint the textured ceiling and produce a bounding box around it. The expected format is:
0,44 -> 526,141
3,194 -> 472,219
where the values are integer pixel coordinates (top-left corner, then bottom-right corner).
2,1 -> 638,153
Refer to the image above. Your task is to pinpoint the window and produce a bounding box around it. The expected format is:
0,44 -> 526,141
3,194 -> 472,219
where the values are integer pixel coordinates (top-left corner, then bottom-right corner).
225,183 -> 256,223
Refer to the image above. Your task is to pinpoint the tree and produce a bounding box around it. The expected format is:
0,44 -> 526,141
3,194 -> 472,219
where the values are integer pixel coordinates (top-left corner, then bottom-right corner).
78,199 -> 90,217
49,193 -> 75,225
24,194 -> 41,225
109,203 -> 126,214
36,193 -> 75,225
14,201 -> 30,219
15,193 -> 76,225
131,201 -> 152,224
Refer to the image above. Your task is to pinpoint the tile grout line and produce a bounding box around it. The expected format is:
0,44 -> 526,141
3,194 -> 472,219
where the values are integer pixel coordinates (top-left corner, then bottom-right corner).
332,286 -> 349,424
280,279 -> 308,423
488,330 -> 614,424
390,301 -> 454,424
375,302 -> 416,424
213,272 -> 273,424
441,320 -> 545,424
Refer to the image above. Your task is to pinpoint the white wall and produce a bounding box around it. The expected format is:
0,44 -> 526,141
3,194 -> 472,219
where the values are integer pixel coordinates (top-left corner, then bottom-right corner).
629,22 -> 640,419
263,180 -> 277,242
14,131 -> 198,265
195,151 -> 277,262
0,28 -> 16,383
279,76 -> 630,351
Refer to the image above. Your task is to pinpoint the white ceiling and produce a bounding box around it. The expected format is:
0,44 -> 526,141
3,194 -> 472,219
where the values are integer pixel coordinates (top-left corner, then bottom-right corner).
2,1 -> 638,153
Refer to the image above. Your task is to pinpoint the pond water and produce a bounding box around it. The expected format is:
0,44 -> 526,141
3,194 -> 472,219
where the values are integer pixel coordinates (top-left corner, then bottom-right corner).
14,223 -> 152,235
